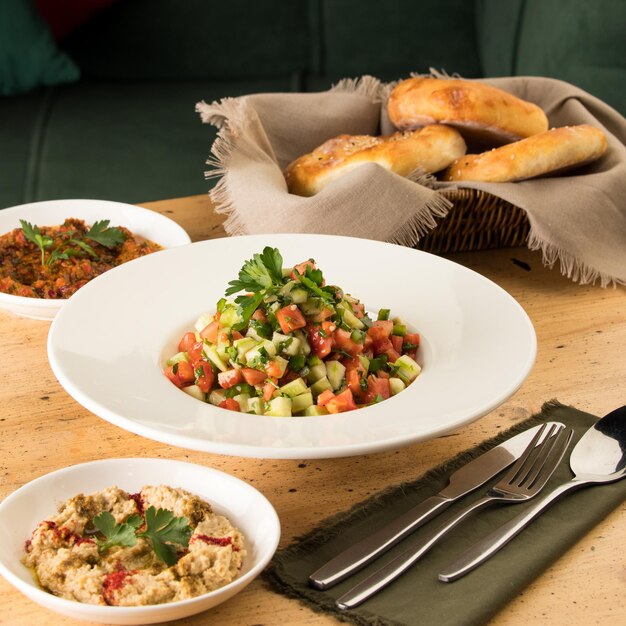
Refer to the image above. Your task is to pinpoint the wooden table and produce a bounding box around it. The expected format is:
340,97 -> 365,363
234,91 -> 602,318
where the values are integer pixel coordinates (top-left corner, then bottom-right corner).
1,194 -> 625,625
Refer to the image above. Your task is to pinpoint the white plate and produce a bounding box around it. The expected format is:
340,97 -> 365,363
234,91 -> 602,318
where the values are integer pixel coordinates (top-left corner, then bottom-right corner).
48,234 -> 536,459
0,458 -> 280,625
0,199 -> 191,320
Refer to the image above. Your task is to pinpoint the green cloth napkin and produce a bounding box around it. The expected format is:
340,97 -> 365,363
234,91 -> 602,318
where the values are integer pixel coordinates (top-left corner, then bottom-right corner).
265,401 -> 626,626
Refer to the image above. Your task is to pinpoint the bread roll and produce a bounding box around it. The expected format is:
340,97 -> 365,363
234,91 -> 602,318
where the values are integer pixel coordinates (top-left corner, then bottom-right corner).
388,77 -> 549,145
442,124 -> 608,183
284,124 -> 466,196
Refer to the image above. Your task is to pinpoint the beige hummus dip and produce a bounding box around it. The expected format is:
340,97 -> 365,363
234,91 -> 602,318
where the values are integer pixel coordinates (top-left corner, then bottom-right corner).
23,485 -> 245,606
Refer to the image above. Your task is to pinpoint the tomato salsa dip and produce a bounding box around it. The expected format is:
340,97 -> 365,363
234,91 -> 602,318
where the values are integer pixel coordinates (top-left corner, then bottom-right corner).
0,218 -> 161,299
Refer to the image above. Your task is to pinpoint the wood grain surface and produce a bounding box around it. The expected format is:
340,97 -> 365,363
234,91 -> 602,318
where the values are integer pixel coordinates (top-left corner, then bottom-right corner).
0,194 -> 624,626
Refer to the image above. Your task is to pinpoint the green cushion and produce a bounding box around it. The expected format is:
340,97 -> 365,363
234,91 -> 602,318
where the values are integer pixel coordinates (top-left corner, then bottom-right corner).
318,0 -> 482,80
62,0 -> 310,81
0,0 -> 79,96
0,78 -> 294,208
478,0 -> 626,117
514,0 -> 626,116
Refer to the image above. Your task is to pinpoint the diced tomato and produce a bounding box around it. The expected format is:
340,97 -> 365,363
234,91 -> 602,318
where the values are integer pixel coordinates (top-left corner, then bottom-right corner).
367,320 -> 394,342
345,367 -> 363,396
317,389 -> 335,406
217,368 -> 243,389
333,328 -> 363,356
290,259 -> 317,280
391,335 -> 404,353
200,320 -> 219,343
178,332 -> 197,354
404,332 -> 420,348
262,380 -> 277,401
326,389 -> 358,414
241,368 -> 267,386
307,323 -> 334,358
219,398 -> 241,412
351,301 -> 365,318
194,361 -> 215,393
187,341 -> 204,365
218,329 -> 243,343
310,306 -> 335,322
265,360 -> 284,379
165,361 -> 195,388
276,305 -> 307,334
377,370 -> 390,379
372,337 -> 401,363
363,375 -> 391,404
251,308 -> 268,322
279,369 -> 300,384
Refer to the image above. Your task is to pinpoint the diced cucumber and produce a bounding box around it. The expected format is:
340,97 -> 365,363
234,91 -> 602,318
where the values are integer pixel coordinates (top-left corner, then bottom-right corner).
166,351 -> 189,366
204,345 -> 228,372
340,307 -> 365,330
325,361 -> 346,391
304,404 -> 330,416
307,363 -> 327,384
246,326 -> 265,341
389,377 -> 406,396
307,354 -> 323,367
300,297 -> 323,316
310,376 -> 333,397
219,304 -> 242,328
233,337 -> 257,361
278,377 -> 309,398
279,280 -> 297,296
392,323 -> 407,337
393,355 -> 422,381
265,396 -> 292,417
272,332 -> 301,356
247,397 -> 264,415
244,339 -> 277,366
182,385 -> 206,401
232,393 -> 250,413
358,354 -> 370,372
194,312 -> 214,333
290,287 -> 308,303
291,391 -> 314,413
293,329 -> 311,355
208,388 -> 227,406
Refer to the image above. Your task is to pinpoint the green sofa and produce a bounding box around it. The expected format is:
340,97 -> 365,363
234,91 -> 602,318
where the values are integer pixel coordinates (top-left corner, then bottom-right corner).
2,0 -> 625,209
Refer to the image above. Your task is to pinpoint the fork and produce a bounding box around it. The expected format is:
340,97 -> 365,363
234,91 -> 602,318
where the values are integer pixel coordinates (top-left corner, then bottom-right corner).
336,422 -> 573,609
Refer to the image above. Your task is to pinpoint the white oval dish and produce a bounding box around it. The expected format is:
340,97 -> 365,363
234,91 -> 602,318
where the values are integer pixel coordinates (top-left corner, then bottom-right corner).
0,458 -> 280,625
0,199 -> 191,320
47,233 -> 536,459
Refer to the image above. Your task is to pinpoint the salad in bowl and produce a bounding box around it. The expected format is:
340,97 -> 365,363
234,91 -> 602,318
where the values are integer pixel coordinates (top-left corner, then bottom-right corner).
164,247 -> 421,416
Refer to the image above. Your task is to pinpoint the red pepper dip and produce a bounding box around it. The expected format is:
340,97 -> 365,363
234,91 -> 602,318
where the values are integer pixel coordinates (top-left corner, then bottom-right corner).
0,218 -> 161,298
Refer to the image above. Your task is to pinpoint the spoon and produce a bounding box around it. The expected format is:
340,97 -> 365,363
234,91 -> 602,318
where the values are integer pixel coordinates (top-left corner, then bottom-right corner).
439,405 -> 626,582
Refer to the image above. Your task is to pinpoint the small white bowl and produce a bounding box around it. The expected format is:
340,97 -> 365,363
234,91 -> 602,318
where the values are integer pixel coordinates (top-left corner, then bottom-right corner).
0,458 -> 280,625
0,199 -> 191,321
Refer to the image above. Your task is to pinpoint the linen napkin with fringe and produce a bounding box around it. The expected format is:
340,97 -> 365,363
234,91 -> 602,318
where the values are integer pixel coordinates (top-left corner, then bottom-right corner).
263,401 -> 626,626
196,74 -> 626,287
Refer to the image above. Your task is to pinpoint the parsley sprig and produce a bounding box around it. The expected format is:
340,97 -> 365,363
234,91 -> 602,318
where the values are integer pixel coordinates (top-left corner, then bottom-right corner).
93,506 -> 192,566
225,247 -> 285,296
19,219 -> 126,266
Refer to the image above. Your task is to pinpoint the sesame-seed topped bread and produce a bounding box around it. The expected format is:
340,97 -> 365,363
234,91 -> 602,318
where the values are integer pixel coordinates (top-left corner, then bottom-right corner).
442,124 -> 608,183
387,77 -> 549,145
284,124 -> 466,196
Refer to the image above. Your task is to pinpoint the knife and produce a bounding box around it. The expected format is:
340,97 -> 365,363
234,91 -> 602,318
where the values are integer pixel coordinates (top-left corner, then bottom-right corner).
309,423 -> 558,590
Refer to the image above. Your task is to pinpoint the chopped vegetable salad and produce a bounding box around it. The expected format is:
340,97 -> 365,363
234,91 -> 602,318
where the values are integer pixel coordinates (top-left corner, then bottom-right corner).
165,247 -> 421,416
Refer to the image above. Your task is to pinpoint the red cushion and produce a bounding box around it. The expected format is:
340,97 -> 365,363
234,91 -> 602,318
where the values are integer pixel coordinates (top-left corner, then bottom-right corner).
35,0 -> 118,40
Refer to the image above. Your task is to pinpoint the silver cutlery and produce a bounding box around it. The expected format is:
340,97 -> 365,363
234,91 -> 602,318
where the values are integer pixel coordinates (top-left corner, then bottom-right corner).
336,422 -> 572,609
309,422 -> 563,590
439,405 -> 626,582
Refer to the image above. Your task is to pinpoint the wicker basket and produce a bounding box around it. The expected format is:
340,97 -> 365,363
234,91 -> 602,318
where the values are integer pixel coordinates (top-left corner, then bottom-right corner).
415,189 -> 530,255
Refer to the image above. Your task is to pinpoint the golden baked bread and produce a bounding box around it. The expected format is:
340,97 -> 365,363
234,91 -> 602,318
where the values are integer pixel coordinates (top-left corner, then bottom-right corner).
284,124 -> 467,196
442,124 -> 608,183
388,77 -> 549,145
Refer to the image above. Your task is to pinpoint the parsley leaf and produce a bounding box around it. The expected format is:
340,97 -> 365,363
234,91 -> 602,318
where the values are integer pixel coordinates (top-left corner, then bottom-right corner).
225,247 -> 284,296
85,220 -> 126,248
136,506 -> 192,566
20,220 -> 54,265
232,292 -> 264,330
93,511 -> 143,552
294,267 -> 336,304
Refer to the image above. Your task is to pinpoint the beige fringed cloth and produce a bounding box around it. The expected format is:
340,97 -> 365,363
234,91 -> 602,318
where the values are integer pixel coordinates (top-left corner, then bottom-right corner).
196,74 -> 626,287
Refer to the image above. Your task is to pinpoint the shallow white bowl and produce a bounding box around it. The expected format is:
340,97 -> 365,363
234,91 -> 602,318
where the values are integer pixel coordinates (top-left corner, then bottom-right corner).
48,234 -> 537,459
0,199 -> 191,320
0,458 -> 280,625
